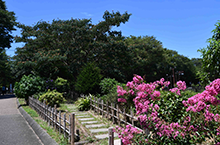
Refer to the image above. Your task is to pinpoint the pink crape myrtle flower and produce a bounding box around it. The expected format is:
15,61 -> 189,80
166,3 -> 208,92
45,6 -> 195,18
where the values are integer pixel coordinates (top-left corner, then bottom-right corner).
118,98 -> 127,103
133,74 -> 143,84
169,88 -> 181,96
117,86 -> 127,96
177,81 -> 186,91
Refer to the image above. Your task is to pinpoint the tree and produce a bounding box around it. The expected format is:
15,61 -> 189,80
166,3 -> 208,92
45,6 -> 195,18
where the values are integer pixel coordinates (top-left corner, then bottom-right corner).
198,20 -> 220,81
124,35 -> 167,82
163,49 -> 197,86
0,50 -> 13,85
0,0 -> 16,52
75,62 -> 102,95
14,11 -> 132,97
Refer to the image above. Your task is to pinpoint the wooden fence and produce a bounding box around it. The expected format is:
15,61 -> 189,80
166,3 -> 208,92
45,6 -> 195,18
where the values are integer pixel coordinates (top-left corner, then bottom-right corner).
29,96 -> 79,145
81,95 -> 143,132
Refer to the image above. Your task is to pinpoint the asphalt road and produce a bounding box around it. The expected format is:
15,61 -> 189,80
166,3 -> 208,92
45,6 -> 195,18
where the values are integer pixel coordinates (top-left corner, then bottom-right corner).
0,95 -> 43,145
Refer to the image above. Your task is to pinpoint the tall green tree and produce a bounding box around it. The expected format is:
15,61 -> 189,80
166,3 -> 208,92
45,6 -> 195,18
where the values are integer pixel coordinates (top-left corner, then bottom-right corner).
124,35 -> 167,82
14,11 -> 132,97
0,50 -> 13,85
198,20 -> 220,81
163,49 -> 197,85
0,0 -> 16,51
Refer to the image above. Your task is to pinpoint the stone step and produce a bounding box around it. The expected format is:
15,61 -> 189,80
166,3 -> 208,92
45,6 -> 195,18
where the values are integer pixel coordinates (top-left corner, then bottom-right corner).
77,115 -> 91,118
78,118 -> 94,121
81,121 -> 98,124
89,128 -> 108,133
85,124 -> 105,128
95,133 -> 118,139
114,139 -> 122,145
75,112 -> 88,115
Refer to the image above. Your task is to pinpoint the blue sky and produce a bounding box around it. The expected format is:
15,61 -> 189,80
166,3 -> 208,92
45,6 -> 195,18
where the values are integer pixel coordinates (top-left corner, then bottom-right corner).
5,0 -> 220,59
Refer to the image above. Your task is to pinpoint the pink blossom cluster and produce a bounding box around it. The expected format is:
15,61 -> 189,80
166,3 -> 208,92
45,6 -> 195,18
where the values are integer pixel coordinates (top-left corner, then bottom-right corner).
115,75 -> 220,144
169,80 -> 186,96
117,86 -> 127,96
177,81 -> 186,91
118,98 -> 127,103
114,125 -> 142,144
183,79 -> 220,116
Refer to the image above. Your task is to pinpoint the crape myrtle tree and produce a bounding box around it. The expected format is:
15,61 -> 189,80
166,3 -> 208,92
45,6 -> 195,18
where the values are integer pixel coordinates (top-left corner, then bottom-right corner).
198,20 -> 220,83
13,11 -> 132,98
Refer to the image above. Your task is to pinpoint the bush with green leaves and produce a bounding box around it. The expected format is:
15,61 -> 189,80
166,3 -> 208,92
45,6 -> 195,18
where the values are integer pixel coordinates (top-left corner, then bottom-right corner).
39,89 -> 66,107
75,96 -> 90,111
99,78 -> 126,103
14,74 -> 45,104
100,78 -> 120,94
54,77 -> 69,94
152,90 -> 196,123
75,62 -> 102,95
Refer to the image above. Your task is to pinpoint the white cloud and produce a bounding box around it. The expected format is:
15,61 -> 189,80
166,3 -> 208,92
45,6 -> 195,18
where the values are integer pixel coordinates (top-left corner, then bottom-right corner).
81,12 -> 93,17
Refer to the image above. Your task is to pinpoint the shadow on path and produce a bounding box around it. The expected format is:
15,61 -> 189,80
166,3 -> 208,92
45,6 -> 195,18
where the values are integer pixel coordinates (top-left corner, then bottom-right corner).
0,94 -> 16,100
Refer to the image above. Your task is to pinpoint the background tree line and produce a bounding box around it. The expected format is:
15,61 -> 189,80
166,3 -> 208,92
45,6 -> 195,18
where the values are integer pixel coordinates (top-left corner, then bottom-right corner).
1,0 -> 214,98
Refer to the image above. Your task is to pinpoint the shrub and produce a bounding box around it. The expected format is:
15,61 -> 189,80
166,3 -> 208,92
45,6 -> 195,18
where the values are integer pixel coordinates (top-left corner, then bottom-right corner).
54,77 -> 69,94
100,78 -> 120,94
14,74 -> 45,104
39,89 -> 66,107
75,96 -> 90,111
75,62 -> 102,95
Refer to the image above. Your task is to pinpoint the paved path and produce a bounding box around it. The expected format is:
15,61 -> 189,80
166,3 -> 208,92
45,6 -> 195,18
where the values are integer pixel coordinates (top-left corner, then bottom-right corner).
0,95 -> 42,145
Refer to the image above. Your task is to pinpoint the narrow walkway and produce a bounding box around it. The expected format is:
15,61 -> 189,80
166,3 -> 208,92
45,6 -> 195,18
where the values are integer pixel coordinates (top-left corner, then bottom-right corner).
0,95 -> 42,145
66,104 -> 121,145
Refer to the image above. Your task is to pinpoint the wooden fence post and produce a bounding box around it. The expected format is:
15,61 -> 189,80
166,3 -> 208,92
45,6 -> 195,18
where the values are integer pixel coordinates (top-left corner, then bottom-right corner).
48,106 -> 51,126
123,107 -> 127,127
111,103 -> 115,124
101,100 -> 104,118
70,113 -> 75,145
52,108 -> 54,127
108,127 -> 114,145
117,104 -> 120,126
64,113 -> 66,138
59,111 -> 61,134
43,100 -> 46,121
107,101 -> 109,119
89,95 -> 92,110
130,107 -> 134,126
54,108 -> 57,130
46,105 -> 49,123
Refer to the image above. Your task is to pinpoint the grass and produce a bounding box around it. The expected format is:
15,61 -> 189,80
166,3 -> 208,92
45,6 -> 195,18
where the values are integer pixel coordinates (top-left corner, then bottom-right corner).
18,98 -> 69,145
18,98 -> 120,145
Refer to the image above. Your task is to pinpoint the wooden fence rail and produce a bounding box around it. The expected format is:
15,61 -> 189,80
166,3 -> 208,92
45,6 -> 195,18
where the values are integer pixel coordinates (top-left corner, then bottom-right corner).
83,95 -> 143,132
29,96 -> 78,145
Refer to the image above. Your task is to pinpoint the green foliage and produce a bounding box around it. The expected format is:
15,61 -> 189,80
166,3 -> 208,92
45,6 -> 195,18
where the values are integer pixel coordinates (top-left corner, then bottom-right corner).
54,77 -> 69,93
153,90 -> 196,123
0,0 -> 17,51
99,78 -> 120,94
75,96 -> 90,111
198,20 -> 220,81
100,79 -> 126,104
124,35 -> 166,82
75,62 -> 102,95
39,89 -> 66,107
13,11 -> 131,85
0,50 -> 13,85
14,74 -> 45,104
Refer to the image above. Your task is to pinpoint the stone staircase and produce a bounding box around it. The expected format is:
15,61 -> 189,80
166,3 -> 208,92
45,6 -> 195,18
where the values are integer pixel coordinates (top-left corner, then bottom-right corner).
66,105 -> 121,145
